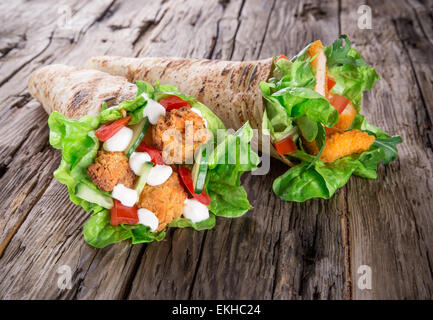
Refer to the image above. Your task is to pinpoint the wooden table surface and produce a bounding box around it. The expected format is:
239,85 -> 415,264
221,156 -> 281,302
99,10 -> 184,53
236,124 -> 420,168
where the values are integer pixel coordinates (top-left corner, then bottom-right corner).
0,0 -> 432,300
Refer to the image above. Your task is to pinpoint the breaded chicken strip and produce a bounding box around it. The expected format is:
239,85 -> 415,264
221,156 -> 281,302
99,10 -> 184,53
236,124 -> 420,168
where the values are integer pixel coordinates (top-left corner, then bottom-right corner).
304,129 -> 375,163
138,173 -> 187,231
152,107 -> 210,163
87,151 -> 135,192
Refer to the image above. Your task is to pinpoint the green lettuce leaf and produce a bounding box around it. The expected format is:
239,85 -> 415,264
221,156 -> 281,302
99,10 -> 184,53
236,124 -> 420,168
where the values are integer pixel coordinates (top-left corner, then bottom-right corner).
273,86 -> 338,127
168,213 -> 216,231
260,53 -> 338,144
83,209 -> 133,248
323,35 -> 366,68
207,182 -> 253,217
274,150 -> 376,202
130,225 -> 166,244
83,209 -> 165,247
274,126 -> 401,202
324,35 -> 380,109
207,122 -> 260,217
371,136 -> 401,164
294,116 -> 317,142
272,164 -> 330,202
304,124 -> 326,171
260,82 -> 295,142
48,112 -> 100,212
99,95 -> 147,124
189,101 -> 226,138
349,114 -> 402,163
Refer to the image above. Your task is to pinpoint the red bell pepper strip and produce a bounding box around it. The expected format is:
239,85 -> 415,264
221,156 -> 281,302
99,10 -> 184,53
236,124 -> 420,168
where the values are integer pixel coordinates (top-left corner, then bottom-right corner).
329,94 -> 350,114
275,54 -> 289,63
110,200 -> 139,226
159,96 -> 190,112
327,77 -> 336,91
136,141 -> 164,165
95,116 -> 131,142
178,166 -> 211,206
274,135 -> 297,155
276,54 -> 290,63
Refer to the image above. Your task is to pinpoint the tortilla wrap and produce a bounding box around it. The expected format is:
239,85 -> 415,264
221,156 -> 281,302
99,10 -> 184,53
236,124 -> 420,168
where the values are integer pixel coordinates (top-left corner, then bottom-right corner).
28,64 -> 137,119
86,56 -> 291,165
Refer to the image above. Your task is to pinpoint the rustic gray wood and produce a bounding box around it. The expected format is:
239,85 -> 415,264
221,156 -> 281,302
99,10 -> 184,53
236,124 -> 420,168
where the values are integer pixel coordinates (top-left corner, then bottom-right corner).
0,0 -> 431,300
340,0 -> 433,299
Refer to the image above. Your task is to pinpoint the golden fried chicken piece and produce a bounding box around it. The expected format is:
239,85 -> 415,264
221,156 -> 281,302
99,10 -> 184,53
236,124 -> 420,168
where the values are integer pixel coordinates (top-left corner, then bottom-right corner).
152,107 -> 210,163
138,173 -> 187,231
304,129 -> 375,163
87,151 -> 135,192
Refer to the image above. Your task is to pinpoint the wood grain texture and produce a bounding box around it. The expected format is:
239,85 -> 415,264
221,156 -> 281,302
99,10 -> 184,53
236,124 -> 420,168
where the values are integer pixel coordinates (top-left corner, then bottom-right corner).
0,0 -> 152,299
341,0 -> 433,299
0,0 -> 431,300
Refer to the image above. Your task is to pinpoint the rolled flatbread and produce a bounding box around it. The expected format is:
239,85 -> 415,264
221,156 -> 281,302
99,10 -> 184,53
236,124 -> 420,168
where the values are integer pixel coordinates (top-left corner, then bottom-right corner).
86,56 -> 290,165
27,64 -> 262,246
28,64 -> 137,119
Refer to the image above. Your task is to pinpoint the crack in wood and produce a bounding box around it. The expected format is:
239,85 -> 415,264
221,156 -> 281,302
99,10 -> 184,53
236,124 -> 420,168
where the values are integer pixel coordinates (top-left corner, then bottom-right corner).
121,244 -> 147,299
297,207 -> 321,298
392,19 -> 433,152
337,0 -> 352,301
337,0 -> 342,37
426,250 -> 433,282
0,123 -> 38,168
341,188 -> 352,300
0,30 -> 55,88
229,0 -> 246,60
406,0 -> 433,46
218,0 -> 231,10
133,20 -> 158,47
88,0 -> 117,29
133,7 -> 169,52
207,18 -> 221,59
70,251 -> 100,300
188,230 -> 208,299
0,42 -> 18,59
9,93 -> 32,110
270,211 -> 283,299
0,171 -> 55,259
256,0 -> 276,59
0,165 -> 6,180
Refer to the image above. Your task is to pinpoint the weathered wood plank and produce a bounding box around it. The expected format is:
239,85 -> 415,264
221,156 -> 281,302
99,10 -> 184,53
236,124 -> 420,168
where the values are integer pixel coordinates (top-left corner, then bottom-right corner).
341,0 -> 433,299
0,180 -> 94,299
0,178 -> 142,299
0,101 -> 59,257
0,0 -> 151,299
407,0 -> 433,45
